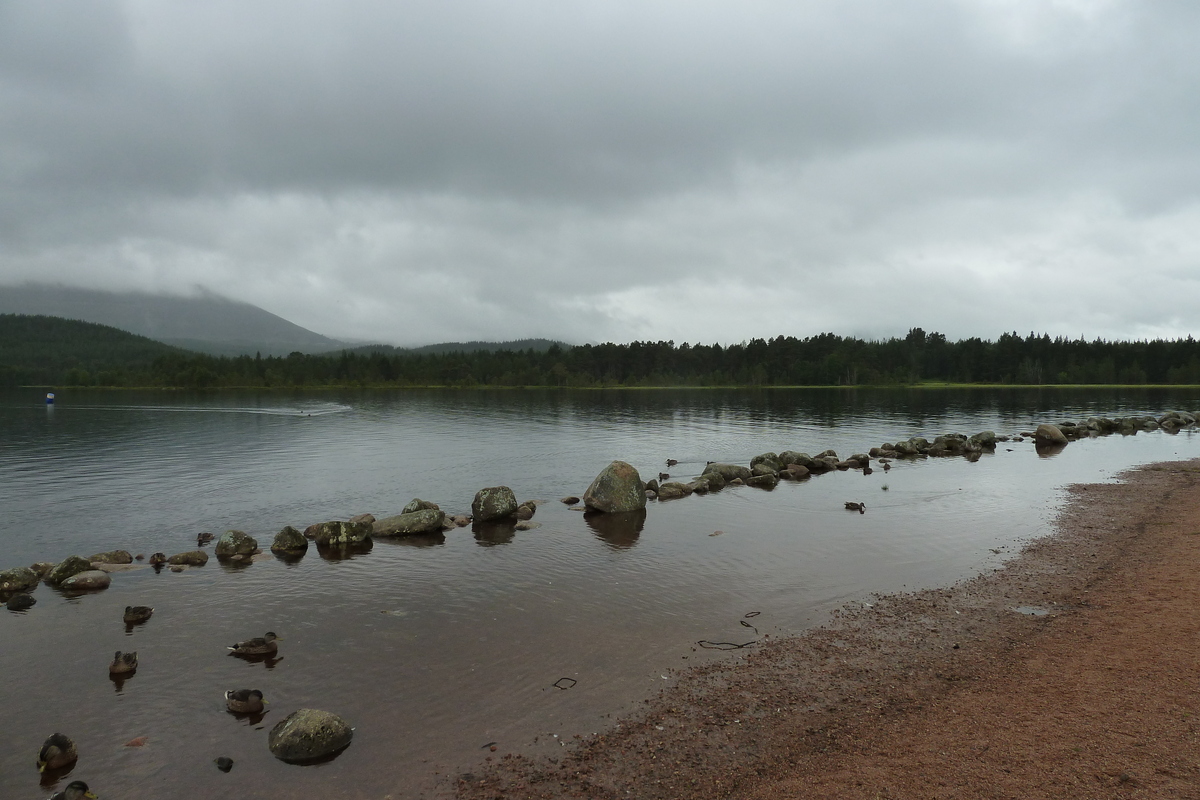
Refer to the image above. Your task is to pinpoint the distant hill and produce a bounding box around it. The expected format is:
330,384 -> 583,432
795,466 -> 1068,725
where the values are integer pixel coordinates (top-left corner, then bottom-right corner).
0,314 -> 190,386
0,284 -> 346,357
348,338 -> 568,356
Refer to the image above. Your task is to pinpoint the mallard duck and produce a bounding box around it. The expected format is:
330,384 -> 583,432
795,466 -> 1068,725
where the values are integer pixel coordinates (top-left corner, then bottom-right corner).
844,502 -> 865,513
123,605 -> 153,624
49,781 -> 96,800
109,650 -> 138,674
224,688 -> 265,714
37,733 -> 77,772
227,631 -> 280,656
148,552 -> 167,565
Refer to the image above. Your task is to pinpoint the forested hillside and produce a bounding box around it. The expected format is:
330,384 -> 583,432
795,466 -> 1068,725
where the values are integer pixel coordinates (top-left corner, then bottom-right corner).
4,317 -> 1200,388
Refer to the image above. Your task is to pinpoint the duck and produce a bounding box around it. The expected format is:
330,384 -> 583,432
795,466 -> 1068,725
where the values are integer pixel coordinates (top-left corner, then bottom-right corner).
224,688 -> 265,714
197,532 -> 215,546
227,631 -> 280,656
123,605 -> 153,624
50,781 -> 96,800
658,472 -> 670,482
844,502 -> 866,513
37,733 -> 78,772
109,651 -> 138,674
148,552 -> 167,565
665,459 -> 679,467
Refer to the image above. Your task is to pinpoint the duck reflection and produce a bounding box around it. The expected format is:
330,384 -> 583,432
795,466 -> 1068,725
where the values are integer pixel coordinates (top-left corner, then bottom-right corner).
585,509 -> 646,550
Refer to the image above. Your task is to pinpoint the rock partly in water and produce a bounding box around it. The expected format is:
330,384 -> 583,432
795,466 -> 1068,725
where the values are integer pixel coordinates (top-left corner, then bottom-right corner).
167,550 -> 209,566
61,570 -> 112,590
215,530 -> 259,558
88,550 -> 133,565
702,463 -> 752,482
401,499 -> 440,514
271,526 -> 309,553
0,566 -> 40,594
268,709 -> 354,763
745,473 -> 780,489
656,481 -> 693,500
472,486 -> 519,522
313,520 -> 373,547
583,460 -> 648,513
44,556 -> 93,586
6,593 -> 35,611
1034,423 -> 1069,448
373,509 -> 446,537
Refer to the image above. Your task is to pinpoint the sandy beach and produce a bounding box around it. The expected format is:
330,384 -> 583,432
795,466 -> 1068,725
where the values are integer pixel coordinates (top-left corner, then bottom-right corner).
456,459 -> 1200,799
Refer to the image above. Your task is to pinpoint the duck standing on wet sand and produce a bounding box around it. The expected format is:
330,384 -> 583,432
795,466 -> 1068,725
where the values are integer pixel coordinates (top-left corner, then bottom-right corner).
49,780 -> 96,800
37,733 -> 78,772
123,606 -> 153,624
227,631 -> 280,656
109,651 -> 138,674
844,502 -> 866,513
225,688 -> 265,714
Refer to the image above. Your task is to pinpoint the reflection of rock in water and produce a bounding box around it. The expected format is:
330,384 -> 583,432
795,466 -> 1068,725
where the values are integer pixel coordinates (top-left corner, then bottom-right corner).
316,540 -> 374,561
472,521 -> 516,546
585,509 -> 646,549
377,532 -> 446,548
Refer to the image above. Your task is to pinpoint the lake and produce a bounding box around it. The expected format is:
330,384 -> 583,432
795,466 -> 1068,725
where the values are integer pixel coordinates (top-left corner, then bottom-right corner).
2,387 -> 1199,799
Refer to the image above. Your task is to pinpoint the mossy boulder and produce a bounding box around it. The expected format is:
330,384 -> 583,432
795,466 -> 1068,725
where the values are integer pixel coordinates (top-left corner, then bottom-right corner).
60,570 -> 112,590
45,556 -> 92,586
750,453 -> 782,472
268,709 -> 354,763
702,463 -> 752,482
583,461 -> 647,513
167,550 -> 209,566
215,530 -> 258,557
271,526 -> 309,553
88,549 -> 133,564
313,520 -> 373,546
372,509 -> 446,537
745,473 -> 780,489
472,486 -> 519,522
401,499 -> 440,514
0,566 -> 39,594
656,481 -> 693,500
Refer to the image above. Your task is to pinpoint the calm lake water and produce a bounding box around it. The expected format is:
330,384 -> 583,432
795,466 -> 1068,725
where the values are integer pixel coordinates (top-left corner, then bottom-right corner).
3,387 -> 1200,799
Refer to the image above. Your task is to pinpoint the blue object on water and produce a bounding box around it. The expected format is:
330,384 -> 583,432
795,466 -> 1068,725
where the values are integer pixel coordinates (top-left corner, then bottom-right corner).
45,392 -> 55,405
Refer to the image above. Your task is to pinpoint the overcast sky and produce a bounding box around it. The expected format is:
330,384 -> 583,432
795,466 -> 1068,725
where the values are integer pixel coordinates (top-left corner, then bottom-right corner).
2,0 -> 1198,346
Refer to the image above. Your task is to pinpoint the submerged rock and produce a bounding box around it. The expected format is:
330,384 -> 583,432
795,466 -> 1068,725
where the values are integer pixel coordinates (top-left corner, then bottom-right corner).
583,461 -> 648,513
44,556 -> 92,586
167,550 -> 209,566
215,530 -> 258,558
472,486 -> 519,522
373,509 -> 446,537
88,550 -> 133,565
0,566 -> 39,594
60,570 -> 112,590
268,709 -> 354,762
271,526 -> 309,553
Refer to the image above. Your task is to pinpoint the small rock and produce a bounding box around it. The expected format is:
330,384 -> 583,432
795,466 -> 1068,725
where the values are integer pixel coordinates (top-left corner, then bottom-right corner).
61,570 -> 112,590
268,709 -> 354,762
5,593 -> 35,611
214,756 -> 234,772
472,486 -> 519,522
167,550 -> 209,566
87,550 -> 133,564
560,496 -> 581,505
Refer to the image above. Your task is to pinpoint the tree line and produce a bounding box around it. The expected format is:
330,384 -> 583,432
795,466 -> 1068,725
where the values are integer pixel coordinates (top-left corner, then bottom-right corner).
4,315 -> 1200,388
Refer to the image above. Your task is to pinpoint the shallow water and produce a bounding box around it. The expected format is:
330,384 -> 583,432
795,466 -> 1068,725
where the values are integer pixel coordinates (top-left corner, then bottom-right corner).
2,387 -> 1199,799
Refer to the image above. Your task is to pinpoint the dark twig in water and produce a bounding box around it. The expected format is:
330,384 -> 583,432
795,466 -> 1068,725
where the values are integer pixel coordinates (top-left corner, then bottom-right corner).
697,640 -> 757,650
553,677 -> 577,689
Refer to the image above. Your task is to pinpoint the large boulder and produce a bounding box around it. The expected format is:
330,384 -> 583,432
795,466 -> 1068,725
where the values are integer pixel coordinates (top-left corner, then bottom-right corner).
60,570 -> 111,590
268,709 -> 354,763
88,550 -> 133,565
45,556 -> 92,586
472,486 -> 519,522
314,520 -> 373,546
750,453 -> 782,472
1034,424 -> 1069,447
401,499 -> 440,514
167,550 -> 209,566
373,509 -> 446,537
702,463 -> 752,482
215,530 -> 259,558
0,566 -> 39,594
583,461 -> 647,513
271,526 -> 309,553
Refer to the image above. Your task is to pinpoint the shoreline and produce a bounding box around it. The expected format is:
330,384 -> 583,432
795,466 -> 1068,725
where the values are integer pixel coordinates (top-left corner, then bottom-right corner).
456,459 -> 1200,799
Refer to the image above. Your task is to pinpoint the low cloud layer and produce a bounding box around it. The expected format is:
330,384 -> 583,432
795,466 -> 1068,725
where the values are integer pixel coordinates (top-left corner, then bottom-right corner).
2,0 -> 1198,345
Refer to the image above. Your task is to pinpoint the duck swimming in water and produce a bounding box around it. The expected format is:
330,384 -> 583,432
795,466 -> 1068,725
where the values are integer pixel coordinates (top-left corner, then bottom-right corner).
37,733 -> 77,772
225,688 -> 265,714
227,631 -> 280,656
109,651 -> 138,674
844,502 -> 866,513
49,781 -> 96,800
123,606 -> 153,624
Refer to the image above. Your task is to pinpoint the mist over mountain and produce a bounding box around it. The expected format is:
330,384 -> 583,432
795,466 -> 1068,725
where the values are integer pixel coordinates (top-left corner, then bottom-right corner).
0,284 -> 346,357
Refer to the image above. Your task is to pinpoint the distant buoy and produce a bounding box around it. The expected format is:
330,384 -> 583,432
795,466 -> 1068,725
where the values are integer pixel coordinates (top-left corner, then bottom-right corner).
45,392 -> 55,405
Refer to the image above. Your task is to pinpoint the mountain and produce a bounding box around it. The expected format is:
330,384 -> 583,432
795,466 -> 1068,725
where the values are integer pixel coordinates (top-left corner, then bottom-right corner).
348,338 -> 568,356
0,284 -> 346,357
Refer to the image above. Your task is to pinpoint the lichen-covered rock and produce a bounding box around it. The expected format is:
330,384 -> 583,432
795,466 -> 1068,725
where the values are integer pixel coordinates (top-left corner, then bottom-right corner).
60,569 -> 112,590
0,566 -> 39,593
702,463 -> 752,482
750,453 -> 782,472
582,461 -> 647,514
372,509 -> 446,537
268,709 -> 354,762
701,470 -> 726,491
745,473 -> 780,489
88,550 -> 133,564
314,520 -> 373,546
45,556 -> 92,586
215,530 -> 259,557
167,550 -> 209,566
1034,423 -> 1069,447
271,526 -> 309,553
472,486 -> 520,521
751,463 -> 778,477
401,499 -> 440,514
778,451 -> 810,468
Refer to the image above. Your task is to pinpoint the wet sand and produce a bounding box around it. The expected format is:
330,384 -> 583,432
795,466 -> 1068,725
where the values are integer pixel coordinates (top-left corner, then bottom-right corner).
457,459 -> 1200,799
